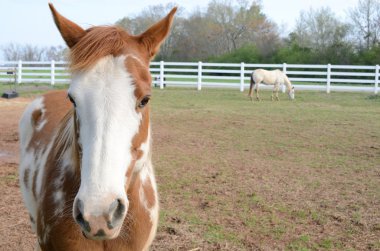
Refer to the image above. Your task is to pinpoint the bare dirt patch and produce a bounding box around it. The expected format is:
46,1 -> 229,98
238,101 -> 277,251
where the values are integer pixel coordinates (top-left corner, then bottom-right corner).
0,97 -> 35,251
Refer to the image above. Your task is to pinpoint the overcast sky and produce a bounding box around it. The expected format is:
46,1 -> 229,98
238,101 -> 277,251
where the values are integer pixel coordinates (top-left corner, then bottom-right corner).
0,0 -> 358,60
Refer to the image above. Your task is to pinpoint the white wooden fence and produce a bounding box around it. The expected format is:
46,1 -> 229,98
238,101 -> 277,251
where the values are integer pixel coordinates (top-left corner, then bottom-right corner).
0,60 -> 379,94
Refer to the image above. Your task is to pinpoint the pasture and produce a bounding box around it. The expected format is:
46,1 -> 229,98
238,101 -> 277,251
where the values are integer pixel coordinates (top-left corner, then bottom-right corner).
0,87 -> 379,250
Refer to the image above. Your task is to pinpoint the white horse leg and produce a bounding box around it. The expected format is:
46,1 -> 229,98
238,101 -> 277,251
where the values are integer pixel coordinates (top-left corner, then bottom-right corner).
255,82 -> 261,101
274,84 -> 280,101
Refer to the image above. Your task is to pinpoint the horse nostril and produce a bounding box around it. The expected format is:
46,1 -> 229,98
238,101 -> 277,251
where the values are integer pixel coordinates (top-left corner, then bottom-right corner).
82,231 -> 88,239
115,199 -> 126,218
76,212 -> 91,233
108,198 -> 126,229
74,199 -> 91,233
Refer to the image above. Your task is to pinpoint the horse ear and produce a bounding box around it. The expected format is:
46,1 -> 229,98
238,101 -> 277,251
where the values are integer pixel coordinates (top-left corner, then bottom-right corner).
49,3 -> 86,48
138,7 -> 177,59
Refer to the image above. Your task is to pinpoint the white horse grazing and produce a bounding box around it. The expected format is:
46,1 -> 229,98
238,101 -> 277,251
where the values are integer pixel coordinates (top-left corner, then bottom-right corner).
248,69 -> 295,101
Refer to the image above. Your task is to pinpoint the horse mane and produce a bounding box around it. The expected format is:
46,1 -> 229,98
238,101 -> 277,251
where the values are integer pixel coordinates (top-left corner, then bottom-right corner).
283,73 -> 293,90
54,109 -> 81,173
70,26 -> 128,72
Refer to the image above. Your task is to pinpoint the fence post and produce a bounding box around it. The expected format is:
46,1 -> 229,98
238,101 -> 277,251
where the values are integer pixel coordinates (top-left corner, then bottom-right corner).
282,63 -> 287,93
17,60 -> 22,84
326,64 -> 331,94
240,62 -> 245,92
159,60 -> 164,89
51,60 -> 55,86
198,61 -> 202,91
375,64 -> 379,94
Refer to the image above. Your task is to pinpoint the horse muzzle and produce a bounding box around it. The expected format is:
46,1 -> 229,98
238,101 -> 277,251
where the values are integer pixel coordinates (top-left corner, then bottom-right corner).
74,198 -> 128,240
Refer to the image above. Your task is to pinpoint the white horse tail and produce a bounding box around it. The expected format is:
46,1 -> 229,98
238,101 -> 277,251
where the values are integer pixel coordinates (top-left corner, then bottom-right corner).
250,71 -> 255,85
248,71 -> 255,100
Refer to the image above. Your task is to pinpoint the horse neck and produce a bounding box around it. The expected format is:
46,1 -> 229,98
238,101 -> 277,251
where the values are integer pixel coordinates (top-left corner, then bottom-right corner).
283,75 -> 292,92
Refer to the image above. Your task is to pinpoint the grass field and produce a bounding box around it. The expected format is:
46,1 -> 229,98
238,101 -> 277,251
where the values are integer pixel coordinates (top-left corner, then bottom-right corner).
0,87 -> 379,250
149,89 -> 380,250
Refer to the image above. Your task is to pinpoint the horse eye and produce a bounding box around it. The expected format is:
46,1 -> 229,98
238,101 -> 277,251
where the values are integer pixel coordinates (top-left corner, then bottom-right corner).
138,96 -> 151,108
67,94 -> 76,107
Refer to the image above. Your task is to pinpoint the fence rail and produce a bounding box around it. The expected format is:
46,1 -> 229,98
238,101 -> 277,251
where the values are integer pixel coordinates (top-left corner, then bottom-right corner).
0,60 -> 379,94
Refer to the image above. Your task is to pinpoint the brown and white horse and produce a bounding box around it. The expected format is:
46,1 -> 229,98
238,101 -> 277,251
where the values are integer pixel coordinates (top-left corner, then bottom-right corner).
19,3 -> 176,251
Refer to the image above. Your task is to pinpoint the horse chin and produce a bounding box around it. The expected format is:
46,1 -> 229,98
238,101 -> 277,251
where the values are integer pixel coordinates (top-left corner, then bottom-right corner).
82,228 -> 121,241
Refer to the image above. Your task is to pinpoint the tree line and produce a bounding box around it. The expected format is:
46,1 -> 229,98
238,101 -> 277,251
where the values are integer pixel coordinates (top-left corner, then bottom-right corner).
2,44 -> 67,61
3,0 -> 380,65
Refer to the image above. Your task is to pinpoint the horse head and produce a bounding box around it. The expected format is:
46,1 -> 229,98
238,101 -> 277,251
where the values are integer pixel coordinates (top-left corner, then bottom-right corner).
288,86 -> 295,100
49,3 -> 176,240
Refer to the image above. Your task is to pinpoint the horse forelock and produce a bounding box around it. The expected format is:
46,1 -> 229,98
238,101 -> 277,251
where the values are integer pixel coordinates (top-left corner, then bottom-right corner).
69,26 -> 151,73
69,26 -> 127,72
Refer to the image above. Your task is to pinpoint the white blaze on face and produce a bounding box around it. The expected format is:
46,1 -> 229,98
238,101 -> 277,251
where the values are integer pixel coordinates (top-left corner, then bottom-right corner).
69,55 -> 141,213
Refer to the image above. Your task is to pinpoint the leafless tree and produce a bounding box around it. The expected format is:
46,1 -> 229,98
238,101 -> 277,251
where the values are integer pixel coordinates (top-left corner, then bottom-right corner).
349,0 -> 380,50
294,7 -> 349,53
116,3 -> 183,60
115,0 -> 278,61
44,45 -> 68,61
2,43 -> 66,61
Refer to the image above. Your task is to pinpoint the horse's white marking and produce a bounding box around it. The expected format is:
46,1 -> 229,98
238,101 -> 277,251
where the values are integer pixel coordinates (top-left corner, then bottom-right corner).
35,142 -> 53,196
42,225 -> 51,244
19,97 -> 44,152
19,140 -> 55,232
53,169 -> 64,190
58,147 -> 75,178
135,127 -> 151,179
137,135 -> 158,249
53,190 -> 64,203
53,190 -> 65,217
69,55 -> 141,215
19,149 -> 38,232
139,164 -> 149,184
142,178 -> 159,251
35,110 -> 47,132
139,185 -> 147,206
19,97 -> 55,233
